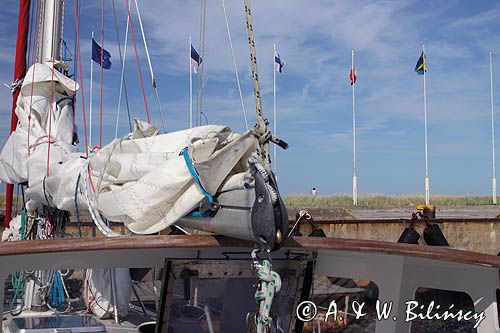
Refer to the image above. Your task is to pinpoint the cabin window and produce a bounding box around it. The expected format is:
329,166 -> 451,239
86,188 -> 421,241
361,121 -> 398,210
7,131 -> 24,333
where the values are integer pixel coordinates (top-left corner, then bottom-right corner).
497,288 -> 500,328
157,260 -> 304,333
410,287 -> 478,333
303,275 -> 378,333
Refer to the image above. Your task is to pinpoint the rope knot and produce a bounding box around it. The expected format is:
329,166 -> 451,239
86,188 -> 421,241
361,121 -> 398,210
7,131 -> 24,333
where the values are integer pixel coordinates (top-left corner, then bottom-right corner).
3,78 -> 24,94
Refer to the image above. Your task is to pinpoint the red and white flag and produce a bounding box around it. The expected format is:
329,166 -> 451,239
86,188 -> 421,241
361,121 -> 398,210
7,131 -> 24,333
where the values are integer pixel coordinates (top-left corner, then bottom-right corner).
349,67 -> 357,85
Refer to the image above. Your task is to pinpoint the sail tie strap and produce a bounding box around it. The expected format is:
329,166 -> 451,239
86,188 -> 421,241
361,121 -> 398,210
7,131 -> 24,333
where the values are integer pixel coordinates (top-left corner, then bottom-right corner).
181,148 -> 214,203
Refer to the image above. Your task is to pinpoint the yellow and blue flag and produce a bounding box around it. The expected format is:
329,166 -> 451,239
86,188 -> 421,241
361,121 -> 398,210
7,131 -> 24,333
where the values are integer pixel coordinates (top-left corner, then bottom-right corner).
415,51 -> 427,75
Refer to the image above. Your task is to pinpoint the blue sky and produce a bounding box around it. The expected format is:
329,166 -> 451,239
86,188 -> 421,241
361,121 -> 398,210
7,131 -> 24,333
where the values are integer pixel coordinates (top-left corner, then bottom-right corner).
1,0 -> 500,195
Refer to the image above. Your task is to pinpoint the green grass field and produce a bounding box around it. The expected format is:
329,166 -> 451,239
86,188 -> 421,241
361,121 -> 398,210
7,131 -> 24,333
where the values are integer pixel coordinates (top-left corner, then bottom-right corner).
284,194 -> 496,208
0,193 -> 496,210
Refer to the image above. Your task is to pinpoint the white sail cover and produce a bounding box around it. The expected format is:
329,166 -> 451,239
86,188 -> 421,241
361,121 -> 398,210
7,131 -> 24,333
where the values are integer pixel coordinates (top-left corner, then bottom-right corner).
0,63 -> 258,234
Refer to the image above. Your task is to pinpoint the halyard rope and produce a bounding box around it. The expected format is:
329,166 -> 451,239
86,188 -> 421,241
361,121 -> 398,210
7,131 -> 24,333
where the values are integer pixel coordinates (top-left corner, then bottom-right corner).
244,0 -> 271,173
133,0 -> 166,133
45,0 -> 59,177
112,0 -> 132,136
98,0 -> 105,147
124,0 -> 151,124
73,0 -> 90,158
220,0 -> 249,130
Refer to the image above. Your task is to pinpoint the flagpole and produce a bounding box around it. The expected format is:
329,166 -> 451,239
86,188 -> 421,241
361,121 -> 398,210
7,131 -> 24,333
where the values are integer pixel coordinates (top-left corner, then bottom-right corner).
273,43 -> 277,177
423,44 -> 430,205
490,51 -> 497,204
89,31 -> 94,149
352,49 -> 358,206
189,35 -> 193,129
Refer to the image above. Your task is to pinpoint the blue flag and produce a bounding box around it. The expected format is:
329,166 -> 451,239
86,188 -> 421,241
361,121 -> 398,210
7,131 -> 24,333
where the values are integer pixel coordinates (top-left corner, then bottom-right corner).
92,38 -> 112,69
274,51 -> 284,73
190,45 -> 202,74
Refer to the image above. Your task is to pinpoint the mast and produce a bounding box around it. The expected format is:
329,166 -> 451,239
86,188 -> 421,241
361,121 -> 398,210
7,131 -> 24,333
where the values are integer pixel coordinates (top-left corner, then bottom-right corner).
6,0 -> 64,226
273,43 -> 277,176
197,0 -> 207,126
38,0 -> 63,64
89,31 -> 94,148
5,0 -> 31,228
422,44 -> 430,205
490,51 -> 497,205
352,49 -> 358,206
189,35 -> 193,128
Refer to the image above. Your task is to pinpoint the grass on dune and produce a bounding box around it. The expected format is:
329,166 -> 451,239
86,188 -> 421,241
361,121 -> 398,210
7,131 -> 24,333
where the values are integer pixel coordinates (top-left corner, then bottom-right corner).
0,192 -> 495,210
284,194 -> 496,208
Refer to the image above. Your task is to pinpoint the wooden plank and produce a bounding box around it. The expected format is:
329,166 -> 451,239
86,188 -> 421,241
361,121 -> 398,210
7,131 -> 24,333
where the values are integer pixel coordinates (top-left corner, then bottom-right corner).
310,218 -> 500,224
290,237 -> 500,268
0,235 -> 498,268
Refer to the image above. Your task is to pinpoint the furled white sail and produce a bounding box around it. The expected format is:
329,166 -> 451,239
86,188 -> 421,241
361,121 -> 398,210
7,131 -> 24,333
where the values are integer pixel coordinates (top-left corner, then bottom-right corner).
0,63 -> 259,234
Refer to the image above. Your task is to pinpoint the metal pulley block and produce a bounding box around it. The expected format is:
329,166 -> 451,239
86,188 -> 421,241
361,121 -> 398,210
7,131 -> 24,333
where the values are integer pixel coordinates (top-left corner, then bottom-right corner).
177,157 -> 288,251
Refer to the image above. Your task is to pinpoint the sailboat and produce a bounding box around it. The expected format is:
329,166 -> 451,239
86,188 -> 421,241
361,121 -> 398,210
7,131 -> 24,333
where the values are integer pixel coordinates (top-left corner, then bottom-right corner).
0,0 -> 288,251
0,1 -> 499,332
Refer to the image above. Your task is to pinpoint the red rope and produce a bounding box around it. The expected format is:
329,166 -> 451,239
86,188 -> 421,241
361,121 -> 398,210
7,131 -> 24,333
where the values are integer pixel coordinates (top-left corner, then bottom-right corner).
73,0 -> 95,194
27,0 -> 41,155
72,0 -> 89,157
45,0 -> 58,177
98,0 -> 105,147
125,0 -> 150,123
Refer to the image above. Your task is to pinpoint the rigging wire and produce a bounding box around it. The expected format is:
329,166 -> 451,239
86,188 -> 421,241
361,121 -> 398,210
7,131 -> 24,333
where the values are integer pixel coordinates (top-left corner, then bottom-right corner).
14,184 -> 20,214
46,0 -> 60,177
73,0 -> 78,81
124,0 -> 151,124
112,0 -> 132,136
9,209 -> 26,316
74,174 -> 82,237
133,0 -> 166,133
220,0 -> 249,130
73,0 -> 90,158
27,0 -> 42,155
71,0 -> 80,140
98,0 -> 105,148
60,0 -> 65,62
73,0 -> 96,198
197,0 -> 207,126
26,0 -> 35,69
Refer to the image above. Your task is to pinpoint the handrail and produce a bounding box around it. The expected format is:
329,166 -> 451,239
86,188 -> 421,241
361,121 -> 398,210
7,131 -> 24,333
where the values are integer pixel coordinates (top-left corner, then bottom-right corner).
0,235 -> 498,268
